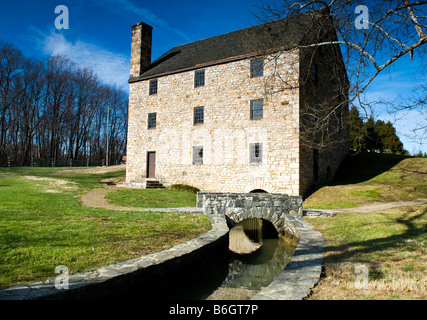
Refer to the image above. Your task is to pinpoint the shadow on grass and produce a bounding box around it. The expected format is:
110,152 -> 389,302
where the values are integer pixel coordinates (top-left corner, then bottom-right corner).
303,152 -> 409,200
323,207 -> 427,264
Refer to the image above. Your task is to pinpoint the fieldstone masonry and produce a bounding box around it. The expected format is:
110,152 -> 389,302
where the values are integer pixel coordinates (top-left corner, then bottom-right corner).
126,51 -> 303,195
199,192 -> 303,245
125,17 -> 349,197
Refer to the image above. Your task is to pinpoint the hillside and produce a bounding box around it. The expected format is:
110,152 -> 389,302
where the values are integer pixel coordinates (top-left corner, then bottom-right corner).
304,152 -> 427,209
303,152 -> 427,300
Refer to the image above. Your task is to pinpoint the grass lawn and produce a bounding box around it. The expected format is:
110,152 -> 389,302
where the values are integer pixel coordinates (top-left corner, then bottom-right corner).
307,205 -> 426,299
104,188 -> 197,208
303,152 -> 427,300
0,167 -> 211,289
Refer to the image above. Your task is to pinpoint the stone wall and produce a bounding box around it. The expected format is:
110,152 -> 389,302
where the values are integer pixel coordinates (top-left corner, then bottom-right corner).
126,51 -> 303,195
199,192 -> 303,245
298,32 -> 349,195
126,22 -> 350,197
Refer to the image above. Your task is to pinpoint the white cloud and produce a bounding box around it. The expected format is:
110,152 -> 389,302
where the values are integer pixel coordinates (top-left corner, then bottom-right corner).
90,0 -> 191,42
31,27 -> 130,92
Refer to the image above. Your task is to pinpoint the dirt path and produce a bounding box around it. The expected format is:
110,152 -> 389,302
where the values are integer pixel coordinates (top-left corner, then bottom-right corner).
58,164 -> 126,175
336,199 -> 427,213
81,186 -> 140,211
80,186 -> 202,214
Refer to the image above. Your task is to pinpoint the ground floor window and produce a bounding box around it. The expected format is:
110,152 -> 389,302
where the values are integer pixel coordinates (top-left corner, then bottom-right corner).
193,146 -> 203,164
250,143 -> 262,163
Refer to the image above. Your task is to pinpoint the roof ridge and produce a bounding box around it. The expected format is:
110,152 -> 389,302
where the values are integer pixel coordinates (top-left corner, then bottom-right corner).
132,12 -> 327,81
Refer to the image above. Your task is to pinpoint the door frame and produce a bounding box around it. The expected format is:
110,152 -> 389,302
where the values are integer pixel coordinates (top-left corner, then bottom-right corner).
146,151 -> 156,178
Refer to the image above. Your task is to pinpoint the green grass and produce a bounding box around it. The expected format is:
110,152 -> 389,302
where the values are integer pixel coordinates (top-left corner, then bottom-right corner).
104,188 -> 197,208
169,184 -> 200,194
350,188 -> 382,199
303,152 -> 427,299
308,205 -> 427,299
304,152 -> 427,209
0,167 -> 211,289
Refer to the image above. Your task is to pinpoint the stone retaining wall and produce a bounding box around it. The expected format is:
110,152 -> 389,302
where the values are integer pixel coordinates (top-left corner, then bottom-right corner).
198,192 -> 303,215
198,192 -> 303,245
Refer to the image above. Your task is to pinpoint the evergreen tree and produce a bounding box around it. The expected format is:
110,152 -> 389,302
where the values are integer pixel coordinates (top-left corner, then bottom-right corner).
348,105 -> 407,155
364,116 -> 382,152
377,121 -> 404,154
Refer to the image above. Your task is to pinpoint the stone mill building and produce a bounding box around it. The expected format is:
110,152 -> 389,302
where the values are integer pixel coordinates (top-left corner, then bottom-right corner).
125,12 -> 349,196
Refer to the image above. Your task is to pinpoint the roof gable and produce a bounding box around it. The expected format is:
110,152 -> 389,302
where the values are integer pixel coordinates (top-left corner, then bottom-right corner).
131,13 -> 327,81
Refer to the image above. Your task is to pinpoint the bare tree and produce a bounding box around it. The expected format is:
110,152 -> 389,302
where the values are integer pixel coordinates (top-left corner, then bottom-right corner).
0,42 -> 25,162
14,58 -> 46,165
256,0 -> 427,148
0,41 -> 129,167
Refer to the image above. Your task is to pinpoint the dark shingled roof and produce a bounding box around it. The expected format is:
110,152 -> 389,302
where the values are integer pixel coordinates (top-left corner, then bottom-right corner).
133,13 -> 324,81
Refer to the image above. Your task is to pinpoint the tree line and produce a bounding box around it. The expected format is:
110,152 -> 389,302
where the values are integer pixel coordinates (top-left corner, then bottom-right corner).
349,106 -> 407,155
0,41 -> 128,167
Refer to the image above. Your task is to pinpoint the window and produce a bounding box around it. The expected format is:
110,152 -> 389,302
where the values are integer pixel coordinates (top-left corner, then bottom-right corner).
148,112 -> 157,129
149,79 -> 158,95
312,63 -> 318,83
250,59 -> 263,78
250,143 -> 262,163
250,99 -> 263,120
312,105 -> 317,122
194,106 -> 204,125
195,69 -> 205,87
193,146 -> 203,164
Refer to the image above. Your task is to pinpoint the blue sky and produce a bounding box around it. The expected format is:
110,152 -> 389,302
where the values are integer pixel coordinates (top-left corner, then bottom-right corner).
0,0 -> 425,154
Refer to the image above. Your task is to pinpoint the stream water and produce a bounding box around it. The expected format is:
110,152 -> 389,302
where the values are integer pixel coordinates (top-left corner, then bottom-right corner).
169,219 -> 297,300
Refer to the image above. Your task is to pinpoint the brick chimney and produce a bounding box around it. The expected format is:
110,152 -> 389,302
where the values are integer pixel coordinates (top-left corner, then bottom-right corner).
130,22 -> 153,79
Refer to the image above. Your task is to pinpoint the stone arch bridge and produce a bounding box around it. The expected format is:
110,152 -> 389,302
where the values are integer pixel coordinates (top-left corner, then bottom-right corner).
197,192 -> 303,245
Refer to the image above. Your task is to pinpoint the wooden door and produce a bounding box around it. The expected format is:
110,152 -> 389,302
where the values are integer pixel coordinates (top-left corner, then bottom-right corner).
147,152 -> 156,178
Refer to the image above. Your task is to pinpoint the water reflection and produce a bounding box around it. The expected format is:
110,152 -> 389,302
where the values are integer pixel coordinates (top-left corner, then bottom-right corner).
229,220 -> 262,254
205,219 -> 296,300
148,219 -> 296,300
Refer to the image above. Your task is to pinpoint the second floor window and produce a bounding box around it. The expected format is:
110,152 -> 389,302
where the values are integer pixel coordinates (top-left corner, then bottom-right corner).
194,106 -> 204,125
195,70 -> 205,87
149,79 -> 158,95
250,99 -> 263,120
251,59 -> 263,78
148,112 -> 157,129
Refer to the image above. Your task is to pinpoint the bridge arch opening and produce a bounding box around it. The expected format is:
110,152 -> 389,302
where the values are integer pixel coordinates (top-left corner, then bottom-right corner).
249,189 -> 268,193
229,218 -> 279,255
